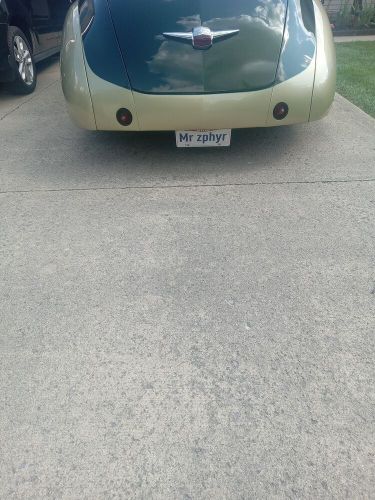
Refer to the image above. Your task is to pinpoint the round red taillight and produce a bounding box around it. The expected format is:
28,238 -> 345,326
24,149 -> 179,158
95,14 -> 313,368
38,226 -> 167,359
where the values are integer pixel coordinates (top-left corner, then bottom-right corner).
273,102 -> 289,120
116,108 -> 133,126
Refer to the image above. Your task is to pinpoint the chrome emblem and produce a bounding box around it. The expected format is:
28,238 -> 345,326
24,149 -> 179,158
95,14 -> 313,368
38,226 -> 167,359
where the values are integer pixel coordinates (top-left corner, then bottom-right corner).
163,27 -> 240,50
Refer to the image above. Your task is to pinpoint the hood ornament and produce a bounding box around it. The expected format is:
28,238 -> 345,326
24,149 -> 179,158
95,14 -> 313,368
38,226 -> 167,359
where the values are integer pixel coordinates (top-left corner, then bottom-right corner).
163,27 -> 240,50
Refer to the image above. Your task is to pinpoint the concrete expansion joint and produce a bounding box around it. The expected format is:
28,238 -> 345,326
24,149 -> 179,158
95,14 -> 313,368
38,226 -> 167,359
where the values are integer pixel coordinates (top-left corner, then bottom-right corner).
0,177 -> 375,196
0,80 -> 59,121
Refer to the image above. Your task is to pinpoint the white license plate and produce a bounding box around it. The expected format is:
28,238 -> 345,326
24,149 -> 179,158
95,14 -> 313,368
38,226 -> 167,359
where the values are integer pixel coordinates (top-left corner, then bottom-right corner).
176,129 -> 231,148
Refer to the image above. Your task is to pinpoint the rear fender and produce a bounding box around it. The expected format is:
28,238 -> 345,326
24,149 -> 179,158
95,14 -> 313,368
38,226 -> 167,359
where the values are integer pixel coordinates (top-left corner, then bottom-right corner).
60,3 -> 96,130
309,0 -> 336,121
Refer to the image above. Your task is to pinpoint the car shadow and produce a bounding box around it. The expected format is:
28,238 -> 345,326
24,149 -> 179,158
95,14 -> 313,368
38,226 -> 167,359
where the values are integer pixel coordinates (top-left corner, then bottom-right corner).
71,124 -> 303,180
36,53 -> 60,72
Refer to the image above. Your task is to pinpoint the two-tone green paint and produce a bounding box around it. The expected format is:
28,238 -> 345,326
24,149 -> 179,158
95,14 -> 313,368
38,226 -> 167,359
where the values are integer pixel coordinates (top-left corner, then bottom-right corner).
82,0 -> 316,94
60,0 -> 335,131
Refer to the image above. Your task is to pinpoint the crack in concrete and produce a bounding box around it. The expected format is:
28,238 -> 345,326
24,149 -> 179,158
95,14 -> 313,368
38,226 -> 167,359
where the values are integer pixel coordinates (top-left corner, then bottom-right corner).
0,80 -> 59,121
0,177 -> 374,196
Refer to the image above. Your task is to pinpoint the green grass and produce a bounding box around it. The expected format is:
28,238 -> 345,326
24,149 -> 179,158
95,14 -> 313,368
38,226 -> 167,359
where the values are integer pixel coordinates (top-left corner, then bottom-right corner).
335,41 -> 375,118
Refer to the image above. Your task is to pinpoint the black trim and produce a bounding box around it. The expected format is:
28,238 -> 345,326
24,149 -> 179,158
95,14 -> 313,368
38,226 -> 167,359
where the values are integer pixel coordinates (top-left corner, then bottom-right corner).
130,83 -> 274,96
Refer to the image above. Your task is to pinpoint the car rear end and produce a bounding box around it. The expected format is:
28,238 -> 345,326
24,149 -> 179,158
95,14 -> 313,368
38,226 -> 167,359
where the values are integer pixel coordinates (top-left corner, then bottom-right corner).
61,0 -> 335,137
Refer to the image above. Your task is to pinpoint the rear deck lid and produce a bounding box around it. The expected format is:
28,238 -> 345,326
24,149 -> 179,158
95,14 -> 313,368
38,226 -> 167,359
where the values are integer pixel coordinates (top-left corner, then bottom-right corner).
107,0 -> 288,94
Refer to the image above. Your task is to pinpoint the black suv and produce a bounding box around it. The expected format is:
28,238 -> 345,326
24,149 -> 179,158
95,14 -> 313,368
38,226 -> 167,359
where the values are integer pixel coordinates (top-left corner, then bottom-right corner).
0,0 -> 69,94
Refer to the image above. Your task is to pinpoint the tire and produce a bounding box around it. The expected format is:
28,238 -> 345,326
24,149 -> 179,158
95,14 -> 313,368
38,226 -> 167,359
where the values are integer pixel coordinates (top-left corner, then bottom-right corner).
6,26 -> 37,95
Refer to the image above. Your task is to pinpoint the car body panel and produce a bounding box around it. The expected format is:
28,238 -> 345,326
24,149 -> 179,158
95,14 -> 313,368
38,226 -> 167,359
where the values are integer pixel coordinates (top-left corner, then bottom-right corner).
30,0 -> 60,55
60,3 -> 96,130
0,0 -> 69,83
61,0 -> 335,132
0,23 -> 11,78
276,0 -> 316,83
83,0 -> 317,95
82,0 -> 131,90
309,0 -> 336,121
83,55 -> 315,131
106,0 -> 288,94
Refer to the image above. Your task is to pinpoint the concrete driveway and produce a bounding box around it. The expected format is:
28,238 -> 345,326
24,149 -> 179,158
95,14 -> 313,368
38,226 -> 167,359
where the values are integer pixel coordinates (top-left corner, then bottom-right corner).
1,58 -> 374,499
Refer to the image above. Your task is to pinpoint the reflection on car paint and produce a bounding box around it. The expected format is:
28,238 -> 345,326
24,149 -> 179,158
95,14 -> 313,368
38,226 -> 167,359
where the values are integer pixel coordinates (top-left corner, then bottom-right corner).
276,0 -> 316,83
83,0 -> 316,94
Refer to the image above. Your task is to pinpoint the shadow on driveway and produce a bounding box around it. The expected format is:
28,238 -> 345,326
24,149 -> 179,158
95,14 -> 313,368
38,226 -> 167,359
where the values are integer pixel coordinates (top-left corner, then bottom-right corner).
66,125 -> 299,182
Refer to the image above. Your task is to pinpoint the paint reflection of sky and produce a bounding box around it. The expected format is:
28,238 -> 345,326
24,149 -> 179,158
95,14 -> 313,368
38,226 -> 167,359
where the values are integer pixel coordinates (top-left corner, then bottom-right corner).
276,0 -> 316,82
148,9 -> 287,93
108,0 -> 290,93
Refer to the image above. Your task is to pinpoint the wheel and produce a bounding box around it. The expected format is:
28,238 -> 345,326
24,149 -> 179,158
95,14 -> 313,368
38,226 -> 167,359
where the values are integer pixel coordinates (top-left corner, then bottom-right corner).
6,26 -> 37,95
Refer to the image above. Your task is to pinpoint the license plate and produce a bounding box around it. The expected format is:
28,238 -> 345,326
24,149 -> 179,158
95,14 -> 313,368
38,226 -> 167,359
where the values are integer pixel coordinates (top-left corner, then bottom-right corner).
176,129 -> 231,148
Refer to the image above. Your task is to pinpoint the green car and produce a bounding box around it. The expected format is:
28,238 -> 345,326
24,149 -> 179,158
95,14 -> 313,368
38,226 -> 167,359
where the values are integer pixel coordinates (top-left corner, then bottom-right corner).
61,0 -> 336,147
